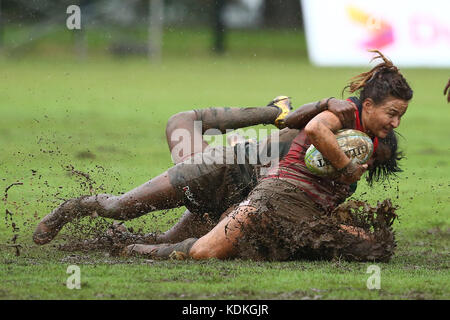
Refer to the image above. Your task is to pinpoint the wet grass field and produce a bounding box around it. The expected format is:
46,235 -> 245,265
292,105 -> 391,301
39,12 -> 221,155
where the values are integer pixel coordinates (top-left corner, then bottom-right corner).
0,29 -> 449,299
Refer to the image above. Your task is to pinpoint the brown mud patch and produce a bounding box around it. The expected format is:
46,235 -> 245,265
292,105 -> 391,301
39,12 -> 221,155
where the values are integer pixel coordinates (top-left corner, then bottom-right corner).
56,196 -> 399,262
235,199 -> 398,262
58,222 -> 155,256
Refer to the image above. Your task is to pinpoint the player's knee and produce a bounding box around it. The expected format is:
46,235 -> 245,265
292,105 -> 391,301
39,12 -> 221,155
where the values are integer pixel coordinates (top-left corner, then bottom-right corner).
166,111 -> 197,135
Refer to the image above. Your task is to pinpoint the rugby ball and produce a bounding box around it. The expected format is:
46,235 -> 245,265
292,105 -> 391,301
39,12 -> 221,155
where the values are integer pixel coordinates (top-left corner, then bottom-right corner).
305,129 -> 373,177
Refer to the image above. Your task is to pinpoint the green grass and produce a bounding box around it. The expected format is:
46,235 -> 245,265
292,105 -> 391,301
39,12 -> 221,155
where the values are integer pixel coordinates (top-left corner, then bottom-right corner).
0,28 -> 449,300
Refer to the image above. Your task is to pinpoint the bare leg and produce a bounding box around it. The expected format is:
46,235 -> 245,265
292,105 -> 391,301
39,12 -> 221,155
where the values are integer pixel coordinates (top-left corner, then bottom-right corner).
124,205 -> 257,259
196,106 -> 281,133
165,111 -> 209,164
188,205 -> 257,259
87,111 -> 210,246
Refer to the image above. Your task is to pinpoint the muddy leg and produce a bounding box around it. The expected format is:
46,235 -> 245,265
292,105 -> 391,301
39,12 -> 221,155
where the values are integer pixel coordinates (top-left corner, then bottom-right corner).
141,209 -> 216,244
139,203 -> 237,244
166,107 -> 280,164
188,205 -> 257,260
196,106 -> 281,133
79,172 -> 183,220
124,237 -> 199,260
123,205 -> 255,259
33,171 -> 183,245
166,111 -> 210,164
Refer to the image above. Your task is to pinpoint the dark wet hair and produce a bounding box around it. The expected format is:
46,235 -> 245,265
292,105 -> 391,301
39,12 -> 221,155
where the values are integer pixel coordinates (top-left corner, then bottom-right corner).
344,50 -> 413,104
367,130 -> 404,186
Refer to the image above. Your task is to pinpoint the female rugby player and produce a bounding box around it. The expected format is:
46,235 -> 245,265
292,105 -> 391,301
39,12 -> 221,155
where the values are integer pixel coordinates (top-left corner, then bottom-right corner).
33,95 -> 356,244
122,51 -> 412,262
34,51 -> 409,261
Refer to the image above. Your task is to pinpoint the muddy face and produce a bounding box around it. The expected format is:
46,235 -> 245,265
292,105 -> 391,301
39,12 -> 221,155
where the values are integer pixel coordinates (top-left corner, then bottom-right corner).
362,96 -> 408,139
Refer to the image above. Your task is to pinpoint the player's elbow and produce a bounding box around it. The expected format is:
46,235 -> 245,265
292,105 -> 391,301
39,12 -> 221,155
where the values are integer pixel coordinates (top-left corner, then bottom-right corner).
304,120 -> 320,140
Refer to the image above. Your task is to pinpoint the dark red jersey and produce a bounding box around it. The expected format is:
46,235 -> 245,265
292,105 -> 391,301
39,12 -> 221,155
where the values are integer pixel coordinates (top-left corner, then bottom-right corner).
263,97 -> 378,212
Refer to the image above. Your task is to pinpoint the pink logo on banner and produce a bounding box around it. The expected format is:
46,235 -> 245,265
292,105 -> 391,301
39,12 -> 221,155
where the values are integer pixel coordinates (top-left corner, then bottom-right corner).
347,6 -> 394,49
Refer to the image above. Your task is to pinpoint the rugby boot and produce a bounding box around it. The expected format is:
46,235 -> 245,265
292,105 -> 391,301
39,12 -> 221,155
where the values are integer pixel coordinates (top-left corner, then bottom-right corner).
267,96 -> 293,129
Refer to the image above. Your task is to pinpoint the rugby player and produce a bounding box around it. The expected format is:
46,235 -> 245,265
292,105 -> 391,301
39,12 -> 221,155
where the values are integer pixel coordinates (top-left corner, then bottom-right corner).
122,51 -> 412,262
34,51 -> 408,262
33,95 -> 355,243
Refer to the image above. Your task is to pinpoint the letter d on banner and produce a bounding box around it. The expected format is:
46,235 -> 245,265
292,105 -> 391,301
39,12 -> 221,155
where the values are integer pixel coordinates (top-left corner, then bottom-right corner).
66,265 -> 81,289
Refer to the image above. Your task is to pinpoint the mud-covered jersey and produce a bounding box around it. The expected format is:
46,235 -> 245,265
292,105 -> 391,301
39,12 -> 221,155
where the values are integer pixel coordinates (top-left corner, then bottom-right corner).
262,97 -> 378,213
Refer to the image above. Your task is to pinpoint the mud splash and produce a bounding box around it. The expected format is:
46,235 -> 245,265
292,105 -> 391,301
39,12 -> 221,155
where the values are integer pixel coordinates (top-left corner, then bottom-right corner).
3,182 -> 24,255
58,222 -> 157,256
55,180 -> 399,262
236,198 -> 398,262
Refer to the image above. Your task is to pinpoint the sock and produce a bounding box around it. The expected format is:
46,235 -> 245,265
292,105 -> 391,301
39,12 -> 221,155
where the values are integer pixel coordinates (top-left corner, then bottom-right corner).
152,237 -> 198,260
195,107 -> 280,133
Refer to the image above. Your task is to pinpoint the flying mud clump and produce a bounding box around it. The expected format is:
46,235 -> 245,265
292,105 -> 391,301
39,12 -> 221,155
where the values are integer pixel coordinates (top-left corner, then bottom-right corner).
235,199 -> 398,262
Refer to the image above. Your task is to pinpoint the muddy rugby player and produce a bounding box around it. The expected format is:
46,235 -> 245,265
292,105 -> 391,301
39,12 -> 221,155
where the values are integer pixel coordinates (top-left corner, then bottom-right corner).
105,100 -> 399,251
34,50 -> 410,262
34,96 -> 359,243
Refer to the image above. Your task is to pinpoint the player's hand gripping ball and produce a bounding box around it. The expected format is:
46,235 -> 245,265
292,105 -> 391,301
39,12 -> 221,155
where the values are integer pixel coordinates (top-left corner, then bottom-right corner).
305,129 -> 374,177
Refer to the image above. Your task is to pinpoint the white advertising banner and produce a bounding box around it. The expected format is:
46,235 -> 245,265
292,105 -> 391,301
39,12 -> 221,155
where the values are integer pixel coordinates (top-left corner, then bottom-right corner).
301,0 -> 450,67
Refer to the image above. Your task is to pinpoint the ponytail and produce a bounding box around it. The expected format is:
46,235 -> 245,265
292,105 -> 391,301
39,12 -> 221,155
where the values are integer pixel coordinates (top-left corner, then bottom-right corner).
344,50 -> 413,104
